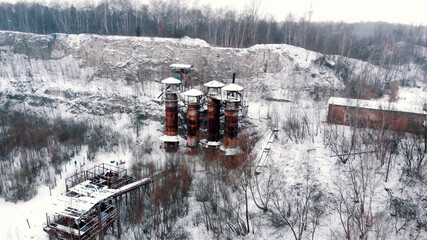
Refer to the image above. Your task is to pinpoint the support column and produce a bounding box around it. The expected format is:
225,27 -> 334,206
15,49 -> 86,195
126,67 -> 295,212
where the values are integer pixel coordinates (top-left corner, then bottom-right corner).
116,197 -> 121,239
97,204 -> 103,240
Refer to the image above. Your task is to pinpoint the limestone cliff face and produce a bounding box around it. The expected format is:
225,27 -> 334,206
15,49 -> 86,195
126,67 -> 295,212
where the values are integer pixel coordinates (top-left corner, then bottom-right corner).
0,31 -> 345,115
0,31 -> 286,83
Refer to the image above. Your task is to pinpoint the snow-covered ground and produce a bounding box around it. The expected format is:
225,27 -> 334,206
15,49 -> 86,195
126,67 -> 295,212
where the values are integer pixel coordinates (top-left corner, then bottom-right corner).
0,113 -> 167,239
0,31 -> 426,239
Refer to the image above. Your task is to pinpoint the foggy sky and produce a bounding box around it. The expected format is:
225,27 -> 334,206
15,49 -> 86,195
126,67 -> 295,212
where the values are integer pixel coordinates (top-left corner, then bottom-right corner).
0,0 -> 425,25
206,0 -> 426,24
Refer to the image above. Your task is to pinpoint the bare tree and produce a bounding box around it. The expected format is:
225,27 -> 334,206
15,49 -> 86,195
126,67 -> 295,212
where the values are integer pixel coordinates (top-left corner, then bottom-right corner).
400,133 -> 427,180
125,155 -> 192,239
332,153 -> 380,240
194,166 -> 249,237
283,109 -> 310,144
250,166 -> 280,212
324,124 -> 359,164
270,159 -> 327,240
149,0 -> 168,36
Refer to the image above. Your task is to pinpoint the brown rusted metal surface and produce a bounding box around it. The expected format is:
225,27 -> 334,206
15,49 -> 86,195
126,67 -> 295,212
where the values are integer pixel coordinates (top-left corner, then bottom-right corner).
224,101 -> 240,149
183,73 -> 189,87
327,104 -> 425,135
207,97 -> 221,143
164,142 -> 178,151
187,103 -> 200,147
44,168 -> 169,240
165,92 -> 178,136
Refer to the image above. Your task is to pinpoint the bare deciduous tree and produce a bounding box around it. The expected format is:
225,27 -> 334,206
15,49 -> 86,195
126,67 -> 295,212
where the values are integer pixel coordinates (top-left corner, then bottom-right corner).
250,166 -> 280,212
400,133 -> 427,180
324,124 -> 359,164
283,109 -> 310,144
332,153 -> 380,240
270,159 -> 327,240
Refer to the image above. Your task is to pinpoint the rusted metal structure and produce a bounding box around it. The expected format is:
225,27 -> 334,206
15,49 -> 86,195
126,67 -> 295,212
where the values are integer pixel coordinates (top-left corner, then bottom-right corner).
44,164 -> 170,240
327,97 -> 426,135
170,64 -> 192,90
160,77 -> 182,149
204,80 -> 225,147
65,164 -> 129,192
222,83 -> 244,152
44,164 -> 131,240
182,89 -> 203,149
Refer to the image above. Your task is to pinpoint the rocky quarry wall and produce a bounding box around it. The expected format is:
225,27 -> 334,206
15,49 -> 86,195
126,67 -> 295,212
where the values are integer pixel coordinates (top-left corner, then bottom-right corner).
0,30 -> 342,88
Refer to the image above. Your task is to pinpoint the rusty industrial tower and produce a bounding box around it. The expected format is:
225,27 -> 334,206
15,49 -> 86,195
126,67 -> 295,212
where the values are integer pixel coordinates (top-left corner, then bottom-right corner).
222,82 -> 244,154
204,80 -> 225,148
182,89 -> 203,150
160,77 -> 181,149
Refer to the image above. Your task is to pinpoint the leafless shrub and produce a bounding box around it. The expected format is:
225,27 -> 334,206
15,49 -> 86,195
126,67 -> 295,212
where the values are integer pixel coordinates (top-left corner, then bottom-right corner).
0,106 -> 125,201
271,179 -> 327,240
270,156 -> 328,240
400,134 -> 427,180
1,150 -> 48,202
332,154 -> 380,240
250,167 -> 280,212
359,127 -> 401,181
124,156 -> 192,239
324,125 -> 359,164
371,212 -> 394,240
195,174 -> 248,237
86,125 -> 108,161
194,133 -> 261,238
282,110 -> 310,144
388,190 -> 427,236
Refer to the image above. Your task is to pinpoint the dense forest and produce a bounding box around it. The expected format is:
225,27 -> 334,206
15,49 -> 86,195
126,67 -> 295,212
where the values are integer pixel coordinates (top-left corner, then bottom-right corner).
0,0 -> 426,66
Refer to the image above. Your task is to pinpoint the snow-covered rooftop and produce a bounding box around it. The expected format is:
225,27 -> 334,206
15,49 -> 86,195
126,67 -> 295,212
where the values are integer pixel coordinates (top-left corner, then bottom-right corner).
53,180 -> 118,219
170,63 -> 192,69
162,77 -> 181,85
328,97 -> 426,115
222,83 -> 243,91
204,80 -> 225,88
182,89 -> 203,97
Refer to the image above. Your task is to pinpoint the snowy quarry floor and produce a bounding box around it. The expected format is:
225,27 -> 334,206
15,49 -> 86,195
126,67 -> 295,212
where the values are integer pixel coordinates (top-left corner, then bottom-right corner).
0,31 -> 426,239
